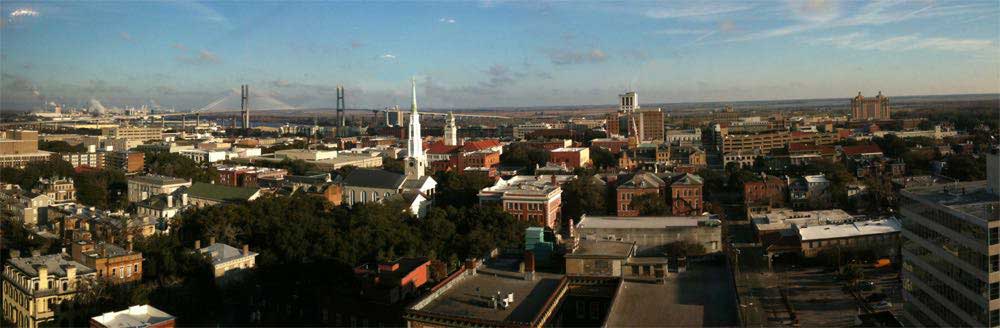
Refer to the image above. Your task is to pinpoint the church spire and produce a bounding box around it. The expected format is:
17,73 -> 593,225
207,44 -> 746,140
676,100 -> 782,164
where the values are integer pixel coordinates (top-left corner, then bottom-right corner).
411,76 -> 418,113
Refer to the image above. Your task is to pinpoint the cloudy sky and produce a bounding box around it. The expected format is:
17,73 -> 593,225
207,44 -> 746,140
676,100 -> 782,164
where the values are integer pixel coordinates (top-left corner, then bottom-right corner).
1,1 -> 998,111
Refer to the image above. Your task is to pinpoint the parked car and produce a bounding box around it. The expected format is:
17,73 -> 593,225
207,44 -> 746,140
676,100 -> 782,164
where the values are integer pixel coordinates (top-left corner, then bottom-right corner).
858,280 -> 877,291
871,300 -> 893,311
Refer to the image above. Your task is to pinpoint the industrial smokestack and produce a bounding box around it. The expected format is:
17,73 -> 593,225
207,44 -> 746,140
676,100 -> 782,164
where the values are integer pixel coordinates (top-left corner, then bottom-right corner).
336,85 -> 346,127
241,84 -> 251,130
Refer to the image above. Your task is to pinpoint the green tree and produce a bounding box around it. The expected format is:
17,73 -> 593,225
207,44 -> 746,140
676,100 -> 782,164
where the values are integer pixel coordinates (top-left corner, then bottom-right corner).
433,171 -> 494,208
145,152 -> 219,182
561,177 -> 608,222
500,143 -> 549,173
589,146 -> 616,169
631,193 -> 670,216
943,154 -> 987,181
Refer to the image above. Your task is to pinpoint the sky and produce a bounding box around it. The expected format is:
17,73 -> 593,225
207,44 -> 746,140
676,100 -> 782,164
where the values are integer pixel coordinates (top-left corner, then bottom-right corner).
1,0 -> 998,111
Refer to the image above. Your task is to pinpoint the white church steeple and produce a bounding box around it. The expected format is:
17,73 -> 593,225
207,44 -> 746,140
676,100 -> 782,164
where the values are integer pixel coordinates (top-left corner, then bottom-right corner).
444,111 -> 458,146
405,77 -> 427,179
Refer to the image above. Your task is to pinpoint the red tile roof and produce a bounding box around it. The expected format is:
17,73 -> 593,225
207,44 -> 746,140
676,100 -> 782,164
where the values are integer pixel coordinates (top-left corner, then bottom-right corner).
426,142 -> 461,154
462,139 -> 501,152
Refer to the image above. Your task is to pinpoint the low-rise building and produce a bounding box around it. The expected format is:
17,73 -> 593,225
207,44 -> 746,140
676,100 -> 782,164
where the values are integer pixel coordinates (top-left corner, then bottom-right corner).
616,172 -> 665,217
127,175 -> 191,203
216,165 -> 287,188
194,240 -> 257,278
70,240 -> 143,284
36,177 -> 75,204
104,151 -> 145,173
62,151 -> 104,169
565,239 -> 637,277
479,175 -> 563,229
548,147 -> 591,169
2,254 -> 97,328
796,218 -> 901,257
353,257 -> 431,305
575,214 -> 721,256
90,305 -> 176,328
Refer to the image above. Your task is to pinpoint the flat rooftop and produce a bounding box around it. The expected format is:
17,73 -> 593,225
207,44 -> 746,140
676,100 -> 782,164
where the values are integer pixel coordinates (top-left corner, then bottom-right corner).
129,174 -> 189,185
577,214 -> 710,230
567,239 -> 634,258
605,262 -> 738,327
413,268 -> 563,324
797,219 -> 901,241
752,209 -> 855,232
91,305 -> 174,328
903,180 -> 999,221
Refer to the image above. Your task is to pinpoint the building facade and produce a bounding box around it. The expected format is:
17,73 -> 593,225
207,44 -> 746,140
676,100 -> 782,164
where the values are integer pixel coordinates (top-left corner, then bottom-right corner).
127,175 -> 192,203
2,254 -> 97,328
899,176 -> 998,327
851,91 -> 891,121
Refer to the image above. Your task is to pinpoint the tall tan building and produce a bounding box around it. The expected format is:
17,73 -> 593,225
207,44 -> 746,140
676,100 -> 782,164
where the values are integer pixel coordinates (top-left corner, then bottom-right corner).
851,91 -> 890,121
607,92 -> 663,143
0,130 -> 51,168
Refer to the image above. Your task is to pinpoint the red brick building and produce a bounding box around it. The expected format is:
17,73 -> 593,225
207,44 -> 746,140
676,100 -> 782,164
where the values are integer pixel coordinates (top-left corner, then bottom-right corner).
616,172 -> 665,217
548,147 -> 591,169
743,174 -> 788,207
591,137 -> 629,154
479,176 -> 562,228
667,173 -> 704,216
426,140 -> 502,173
354,257 -> 431,304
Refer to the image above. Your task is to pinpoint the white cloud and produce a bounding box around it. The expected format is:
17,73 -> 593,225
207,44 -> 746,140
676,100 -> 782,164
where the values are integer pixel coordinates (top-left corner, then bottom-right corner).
644,3 -> 753,19
380,53 -> 396,59
119,32 -> 133,42
9,8 -> 39,18
439,17 -> 456,23
804,32 -> 994,53
654,28 -> 711,35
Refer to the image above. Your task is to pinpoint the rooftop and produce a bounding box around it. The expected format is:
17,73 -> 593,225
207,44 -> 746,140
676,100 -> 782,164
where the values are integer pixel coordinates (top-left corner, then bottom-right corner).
411,268 -> 563,325
752,208 -> 855,232
8,254 -> 94,277
567,239 -> 635,259
198,243 -> 256,265
128,174 -> 189,186
341,169 -> 406,190
576,214 -> 711,230
91,305 -> 175,328
902,180 -> 999,222
797,218 -> 901,241
550,147 -> 588,152
187,182 -> 260,202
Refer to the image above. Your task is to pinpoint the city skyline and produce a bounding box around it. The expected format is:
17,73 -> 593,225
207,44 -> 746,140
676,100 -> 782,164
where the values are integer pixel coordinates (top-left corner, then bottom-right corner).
2,1 -> 998,111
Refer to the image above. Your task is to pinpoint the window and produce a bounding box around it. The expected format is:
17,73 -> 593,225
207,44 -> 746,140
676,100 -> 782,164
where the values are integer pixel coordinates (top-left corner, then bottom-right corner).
991,227 -> 999,246
992,282 -> 999,300
992,310 -> 1000,328
993,255 -> 999,273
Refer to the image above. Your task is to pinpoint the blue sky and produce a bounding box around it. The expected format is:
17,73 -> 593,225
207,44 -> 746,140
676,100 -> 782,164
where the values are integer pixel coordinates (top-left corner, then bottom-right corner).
1,0 -> 998,111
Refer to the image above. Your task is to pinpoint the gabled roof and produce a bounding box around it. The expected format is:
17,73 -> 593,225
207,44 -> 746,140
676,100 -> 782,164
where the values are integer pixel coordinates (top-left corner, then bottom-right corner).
670,173 -> 704,185
342,169 -> 406,190
426,142 -> 462,155
462,139 -> 501,152
619,172 -> 665,189
198,243 -> 256,265
187,183 -> 260,202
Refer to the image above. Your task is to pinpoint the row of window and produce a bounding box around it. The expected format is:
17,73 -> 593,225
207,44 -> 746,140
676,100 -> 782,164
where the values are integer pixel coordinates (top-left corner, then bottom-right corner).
505,202 -> 545,211
903,259 -> 986,326
903,236 -> 987,296
905,284 -> 983,327
903,218 -> 988,272
901,198 -> 987,243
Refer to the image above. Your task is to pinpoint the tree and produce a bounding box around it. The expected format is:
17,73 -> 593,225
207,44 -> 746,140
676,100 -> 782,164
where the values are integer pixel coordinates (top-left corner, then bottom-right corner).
38,140 -> 86,153
432,171 -> 494,208
943,154 -> 987,181
383,158 -> 405,174
561,177 -> 608,222
589,146 -> 616,169
500,143 -> 549,173
661,241 -> 707,257
145,152 -> 219,182
631,193 -> 670,216
872,135 -> 907,158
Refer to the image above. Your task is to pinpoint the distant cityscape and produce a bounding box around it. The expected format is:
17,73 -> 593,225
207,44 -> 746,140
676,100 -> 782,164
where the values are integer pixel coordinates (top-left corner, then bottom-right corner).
2,1 -> 999,328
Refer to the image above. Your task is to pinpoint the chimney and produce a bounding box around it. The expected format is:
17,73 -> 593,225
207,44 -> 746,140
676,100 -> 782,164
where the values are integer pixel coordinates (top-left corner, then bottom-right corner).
550,175 -> 556,186
127,241 -> 134,253
524,251 -> 536,273
63,264 -> 77,289
181,193 -> 189,206
242,244 -> 249,256
167,195 -> 173,208
209,236 -> 216,245
194,240 -> 201,249
35,264 -> 49,290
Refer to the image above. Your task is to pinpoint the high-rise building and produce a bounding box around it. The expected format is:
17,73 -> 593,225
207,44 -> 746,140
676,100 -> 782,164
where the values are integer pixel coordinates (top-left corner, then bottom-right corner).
637,108 -> 664,142
405,78 -> 428,179
444,111 -> 458,146
851,91 -> 891,121
899,151 -> 998,327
